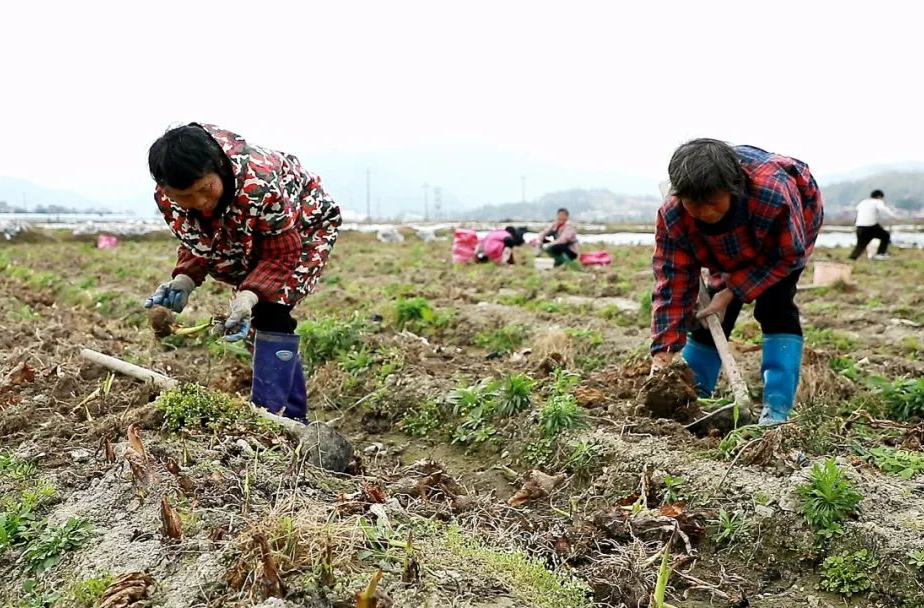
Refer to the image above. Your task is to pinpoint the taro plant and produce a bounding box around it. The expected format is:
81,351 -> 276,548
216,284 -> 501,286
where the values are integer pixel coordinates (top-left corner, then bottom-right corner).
819,549 -> 878,596
796,459 -> 862,540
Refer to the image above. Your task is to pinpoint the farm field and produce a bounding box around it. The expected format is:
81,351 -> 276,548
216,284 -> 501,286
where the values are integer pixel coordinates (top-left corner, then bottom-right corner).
1,231 -> 924,608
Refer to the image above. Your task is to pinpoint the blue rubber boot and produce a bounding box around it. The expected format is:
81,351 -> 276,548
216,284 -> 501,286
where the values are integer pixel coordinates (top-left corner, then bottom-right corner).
251,331 -> 301,418
759,334 -> 803,425
285,356 -> 308,421
681,338 -> 722,397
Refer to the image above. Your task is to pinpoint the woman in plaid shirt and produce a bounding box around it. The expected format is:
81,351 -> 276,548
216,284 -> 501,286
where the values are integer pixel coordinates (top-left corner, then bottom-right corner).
651,139 -> 823,425
144,124 -> 341,421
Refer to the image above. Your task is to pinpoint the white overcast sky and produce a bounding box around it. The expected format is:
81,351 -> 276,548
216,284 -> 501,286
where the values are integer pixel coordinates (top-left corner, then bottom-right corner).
1,0 -> 922,211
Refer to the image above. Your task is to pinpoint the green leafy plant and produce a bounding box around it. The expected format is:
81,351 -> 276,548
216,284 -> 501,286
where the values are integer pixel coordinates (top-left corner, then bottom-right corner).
796,459 -> 862,540
829,356 -> 863,381
21,517 -> 92,575
866,446 -> 924,479
492,373 -> 534,417
16,579 -> 61,608
0,451 -> 37,481
156,384 -> 257,431
661,474 -> 686,504
876,377 -> 924,420
394,297 -> 435,331
475,324 -> 527,353
538,394 -> 587,438
0,484 -> 56,553
295,314 -> 367,370
523,437 -> 555,467
712,510 -> 751,545
399,399 -> 444,437
819,549 -> 878,596
907,549 -> 924,569
550,369 -> 580,395
564,439 -> 601,473
338,346 -> 375,375
565,327 -> 602,348
69,573 -> 114,607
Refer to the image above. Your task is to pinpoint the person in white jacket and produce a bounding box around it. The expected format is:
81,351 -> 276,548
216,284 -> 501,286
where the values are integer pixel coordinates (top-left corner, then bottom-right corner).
849,189 -> 898,261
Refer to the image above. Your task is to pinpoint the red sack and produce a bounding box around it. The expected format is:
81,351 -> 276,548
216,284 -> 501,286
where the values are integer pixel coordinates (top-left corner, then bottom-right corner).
579,250 -> 612,267
452,229 -> 479,264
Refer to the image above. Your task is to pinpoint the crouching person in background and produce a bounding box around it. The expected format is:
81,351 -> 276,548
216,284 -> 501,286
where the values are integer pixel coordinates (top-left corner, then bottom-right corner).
475,226 -> 528,264
535,208 -> 580,266
144,123 -> 341,421
650,139 -> 823,425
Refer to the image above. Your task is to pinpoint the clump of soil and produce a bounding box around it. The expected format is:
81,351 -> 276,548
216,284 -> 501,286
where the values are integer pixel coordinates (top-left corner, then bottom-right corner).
149,305 -> 175,338
634,360 -> 698,422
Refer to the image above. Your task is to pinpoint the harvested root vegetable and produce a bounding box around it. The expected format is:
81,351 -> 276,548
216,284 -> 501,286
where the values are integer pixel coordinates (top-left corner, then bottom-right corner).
149,305 -> 216,338
149,305 -> 175,338
98,572 -> 153,608
508,470 -> 566,507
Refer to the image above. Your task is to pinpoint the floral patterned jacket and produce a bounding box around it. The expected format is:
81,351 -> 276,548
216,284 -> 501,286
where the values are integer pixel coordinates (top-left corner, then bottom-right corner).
155,124 -> 341,307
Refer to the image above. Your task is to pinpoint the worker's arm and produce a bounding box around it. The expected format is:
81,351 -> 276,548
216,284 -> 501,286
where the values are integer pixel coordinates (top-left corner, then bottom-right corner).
722,177 -> 809,303
879,200 -> 899,221
549,222 -> 577,246
651,209 -> 699,354
238,187 -> 302,304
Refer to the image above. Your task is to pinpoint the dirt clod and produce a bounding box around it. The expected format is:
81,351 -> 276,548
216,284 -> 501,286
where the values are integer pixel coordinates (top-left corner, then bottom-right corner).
634,360 -> 698,422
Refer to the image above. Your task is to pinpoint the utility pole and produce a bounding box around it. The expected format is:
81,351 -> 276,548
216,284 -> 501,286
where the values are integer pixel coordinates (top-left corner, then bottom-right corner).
376,197 -> 381,221
365,168 -> 371,222
423,183 -> 429,221
433,187 -> 442,220
521,176 -> 526,203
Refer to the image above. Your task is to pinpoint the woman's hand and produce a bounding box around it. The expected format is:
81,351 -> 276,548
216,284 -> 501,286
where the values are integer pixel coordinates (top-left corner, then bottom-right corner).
696,288 -> 735,322
224,291 -> 258,342
144,275 -> 195,312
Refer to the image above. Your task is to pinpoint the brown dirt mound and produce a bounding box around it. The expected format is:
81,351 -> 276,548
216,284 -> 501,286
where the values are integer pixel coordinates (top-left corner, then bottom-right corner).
634,361 -> 699,423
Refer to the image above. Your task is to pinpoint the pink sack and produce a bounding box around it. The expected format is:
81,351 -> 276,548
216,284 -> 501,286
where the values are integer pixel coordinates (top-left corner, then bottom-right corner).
97,234 -> 119,249
452,229 -> 479,264
579,250 -> 612,267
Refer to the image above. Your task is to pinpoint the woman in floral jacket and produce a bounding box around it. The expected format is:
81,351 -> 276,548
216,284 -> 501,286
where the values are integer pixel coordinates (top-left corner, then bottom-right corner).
144,123 -> 341,421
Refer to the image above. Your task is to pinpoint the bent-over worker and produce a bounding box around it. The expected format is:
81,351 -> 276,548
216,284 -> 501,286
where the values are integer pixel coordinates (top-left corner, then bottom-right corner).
144,124 -> 341,421
651,139 -> 823,425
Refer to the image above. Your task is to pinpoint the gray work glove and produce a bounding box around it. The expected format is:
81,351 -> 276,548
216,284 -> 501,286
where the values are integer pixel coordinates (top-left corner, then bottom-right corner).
144,274 -> 196,313
224,290 -> 259,342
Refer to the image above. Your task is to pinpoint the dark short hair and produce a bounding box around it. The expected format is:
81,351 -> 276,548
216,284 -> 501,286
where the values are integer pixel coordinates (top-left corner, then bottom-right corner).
668,138 -> 746,203
870,189 -> 884,199
557,208 -> 569,216
148,125 -> 227,189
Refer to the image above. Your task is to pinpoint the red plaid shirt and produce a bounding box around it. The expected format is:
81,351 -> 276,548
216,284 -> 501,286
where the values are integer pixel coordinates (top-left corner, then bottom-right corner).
651,145 -> 823,354
157,124 -> 341,307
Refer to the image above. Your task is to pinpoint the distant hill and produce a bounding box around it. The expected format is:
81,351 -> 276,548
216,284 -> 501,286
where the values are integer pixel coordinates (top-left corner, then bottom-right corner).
820,170 -> 924,213
462,188 -> 661,222
0,176 -> 109,213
